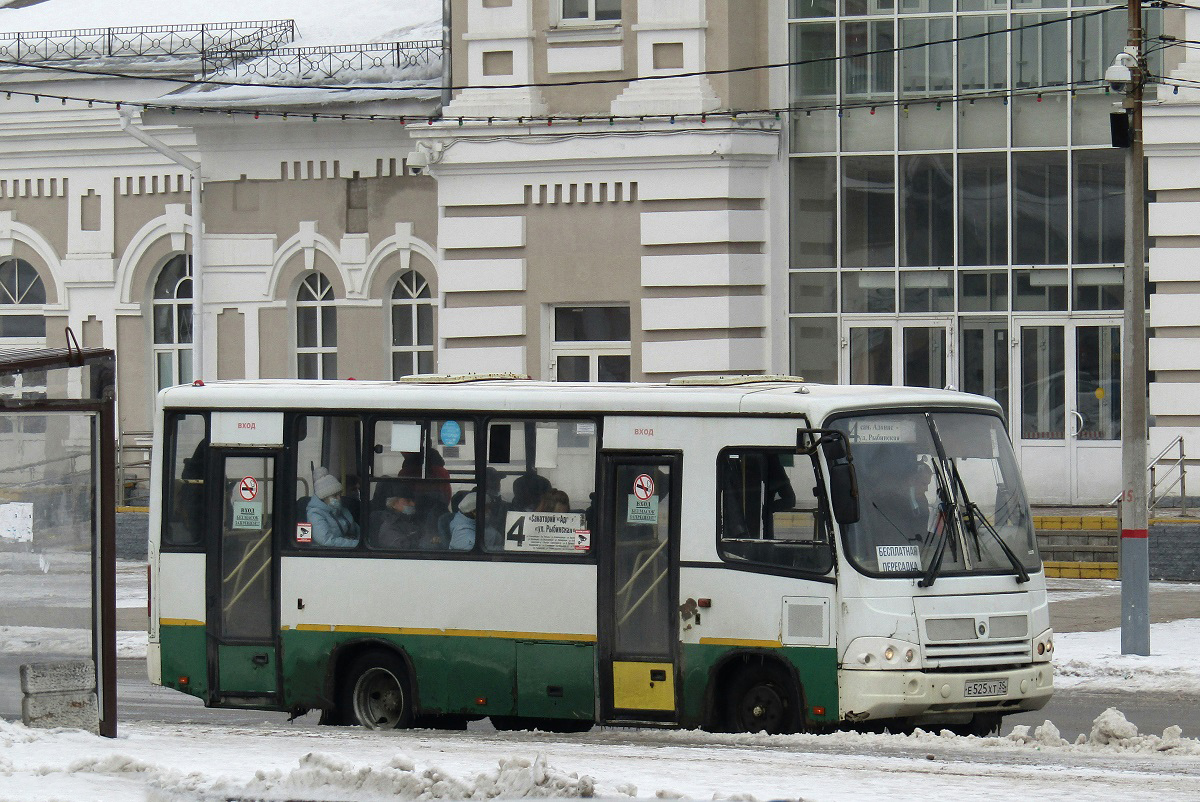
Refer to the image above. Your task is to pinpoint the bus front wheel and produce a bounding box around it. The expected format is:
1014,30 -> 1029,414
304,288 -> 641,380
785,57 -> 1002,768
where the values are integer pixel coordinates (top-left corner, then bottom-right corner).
341,650 -> 414,730
724,663 -> 800,734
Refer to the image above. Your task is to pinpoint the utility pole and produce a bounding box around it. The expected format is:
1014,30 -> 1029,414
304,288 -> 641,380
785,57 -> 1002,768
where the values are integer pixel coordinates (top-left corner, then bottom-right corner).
1119,0 -> 1149,656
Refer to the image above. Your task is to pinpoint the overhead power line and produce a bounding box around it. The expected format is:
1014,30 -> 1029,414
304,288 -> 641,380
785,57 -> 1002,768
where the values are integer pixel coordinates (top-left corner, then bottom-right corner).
0,78 -> 1146,128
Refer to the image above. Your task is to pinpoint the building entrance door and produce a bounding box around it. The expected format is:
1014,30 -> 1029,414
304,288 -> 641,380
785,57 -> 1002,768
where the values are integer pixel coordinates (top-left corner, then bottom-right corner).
1016,321 -> 1122,504
842,320 -> 953,389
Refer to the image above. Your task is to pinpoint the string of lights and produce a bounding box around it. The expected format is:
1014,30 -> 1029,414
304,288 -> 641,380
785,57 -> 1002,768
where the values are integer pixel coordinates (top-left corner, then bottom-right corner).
0,5 -> 1121,96
0,78 -> 1149,127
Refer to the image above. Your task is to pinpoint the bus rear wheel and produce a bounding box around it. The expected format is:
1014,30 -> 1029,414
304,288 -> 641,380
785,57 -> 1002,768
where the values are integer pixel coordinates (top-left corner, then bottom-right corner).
724,663 -> 799,734
341,650 -> 413,730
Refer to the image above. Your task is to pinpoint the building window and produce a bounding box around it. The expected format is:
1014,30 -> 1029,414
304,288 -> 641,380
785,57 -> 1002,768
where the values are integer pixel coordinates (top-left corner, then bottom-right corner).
561,0 -> 621,24
551,306 -> 630,382
0,258 -> 47,341
296,272 -> 337,379
391,269 -> 435,379
152,255 -> 192,390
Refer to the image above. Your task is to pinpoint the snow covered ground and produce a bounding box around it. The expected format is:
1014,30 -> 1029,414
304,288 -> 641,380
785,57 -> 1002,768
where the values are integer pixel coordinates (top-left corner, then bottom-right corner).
3,706 -> 1200,801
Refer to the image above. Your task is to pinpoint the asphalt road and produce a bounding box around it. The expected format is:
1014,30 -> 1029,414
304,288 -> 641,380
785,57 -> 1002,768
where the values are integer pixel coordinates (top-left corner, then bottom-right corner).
0,650 -> 1195,743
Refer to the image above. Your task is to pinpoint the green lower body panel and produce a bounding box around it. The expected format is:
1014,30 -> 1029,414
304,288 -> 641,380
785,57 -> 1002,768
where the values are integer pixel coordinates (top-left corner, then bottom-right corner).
158,624 -> 209,700
159,625 -> 837,729
679,644 -> 839,729
217,643 -> 277,694
279,630 -> 596,720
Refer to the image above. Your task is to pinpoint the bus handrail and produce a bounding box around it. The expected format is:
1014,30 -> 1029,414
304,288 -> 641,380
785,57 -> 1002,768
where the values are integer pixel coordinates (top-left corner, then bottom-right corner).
222,528 -> 271,585
618,565 -> 668,628
616,538 -> 668,599
222,529 -> 272,613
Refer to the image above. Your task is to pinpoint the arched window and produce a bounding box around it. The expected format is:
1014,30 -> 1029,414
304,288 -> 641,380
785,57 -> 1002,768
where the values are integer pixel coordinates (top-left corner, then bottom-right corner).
0,258 -> 47,340
297,272 -> 337,379
390,269 -> 435,378
152,255 -> 193,390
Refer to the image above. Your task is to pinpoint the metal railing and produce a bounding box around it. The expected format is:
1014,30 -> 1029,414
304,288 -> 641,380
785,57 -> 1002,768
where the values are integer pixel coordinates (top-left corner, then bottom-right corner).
117,430 -> 152,508
0,20 -> 295,64
1109,436 -> 1188,514
200,40 -> 443,83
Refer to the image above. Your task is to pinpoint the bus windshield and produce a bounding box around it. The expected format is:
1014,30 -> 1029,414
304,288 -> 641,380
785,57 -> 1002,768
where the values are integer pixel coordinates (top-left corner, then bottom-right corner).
832,411 -> 1039,580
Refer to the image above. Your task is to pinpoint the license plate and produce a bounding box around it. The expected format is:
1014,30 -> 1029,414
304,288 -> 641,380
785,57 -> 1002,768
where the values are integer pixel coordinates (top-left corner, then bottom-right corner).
964,679 -> 1008,698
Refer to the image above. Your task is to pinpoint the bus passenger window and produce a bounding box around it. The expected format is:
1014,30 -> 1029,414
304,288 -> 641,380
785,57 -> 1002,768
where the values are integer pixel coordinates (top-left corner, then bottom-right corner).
293,415 -> 362,549
163,413 -> 207,548
368,419 -> 476,551
484,419 -> 597,556
717,449 -> 832,574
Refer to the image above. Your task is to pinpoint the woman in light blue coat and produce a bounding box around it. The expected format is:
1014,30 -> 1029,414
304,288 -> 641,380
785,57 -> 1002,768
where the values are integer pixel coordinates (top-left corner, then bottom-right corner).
307,469 -> 360,548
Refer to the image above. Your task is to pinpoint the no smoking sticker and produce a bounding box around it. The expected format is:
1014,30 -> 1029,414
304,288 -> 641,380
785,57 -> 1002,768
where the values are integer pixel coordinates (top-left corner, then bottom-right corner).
633,473 -> 655,500
239,476 -> 258,501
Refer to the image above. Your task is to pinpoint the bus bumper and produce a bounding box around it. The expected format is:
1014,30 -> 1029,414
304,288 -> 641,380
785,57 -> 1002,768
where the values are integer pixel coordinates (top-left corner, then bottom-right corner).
838,663 -> 1053,724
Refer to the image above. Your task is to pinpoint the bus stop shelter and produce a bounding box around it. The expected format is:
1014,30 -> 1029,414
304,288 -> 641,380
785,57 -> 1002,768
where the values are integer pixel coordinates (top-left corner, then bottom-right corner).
0,338 -> 117,737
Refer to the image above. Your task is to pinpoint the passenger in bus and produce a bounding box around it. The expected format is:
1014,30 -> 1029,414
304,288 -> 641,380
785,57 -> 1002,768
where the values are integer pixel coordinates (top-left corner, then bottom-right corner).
484,467 -> 509,530
536,489 -> 571,513
512,472 -> 551,511
448,492 -> 501,551
307,468 -> 361,548
374,487 -> 423,550
400,451 -> 452,504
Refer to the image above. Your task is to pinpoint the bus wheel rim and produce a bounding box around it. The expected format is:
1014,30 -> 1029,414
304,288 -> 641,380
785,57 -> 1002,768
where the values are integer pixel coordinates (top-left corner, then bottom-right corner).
354,667 -> 405,729
739,684 -> 785,732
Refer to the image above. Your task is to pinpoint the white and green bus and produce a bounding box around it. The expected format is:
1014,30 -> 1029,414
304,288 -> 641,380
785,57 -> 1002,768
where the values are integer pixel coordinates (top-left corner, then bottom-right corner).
148,376 -> 1053,734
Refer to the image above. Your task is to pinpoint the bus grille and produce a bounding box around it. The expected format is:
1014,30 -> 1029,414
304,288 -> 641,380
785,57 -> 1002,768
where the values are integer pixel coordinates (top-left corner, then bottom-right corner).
922,614 -> 1031,668
922,639 -> 1032,669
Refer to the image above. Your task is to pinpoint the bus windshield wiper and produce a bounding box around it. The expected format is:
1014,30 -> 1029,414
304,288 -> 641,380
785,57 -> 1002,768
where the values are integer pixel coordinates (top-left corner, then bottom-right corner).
948,461 -> 1030,584
917,489 -> 951,589
966,500 -> 1030,584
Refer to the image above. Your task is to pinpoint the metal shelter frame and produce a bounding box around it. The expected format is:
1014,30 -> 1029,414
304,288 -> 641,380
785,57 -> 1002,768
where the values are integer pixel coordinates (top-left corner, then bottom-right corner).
0,335 -> 117,737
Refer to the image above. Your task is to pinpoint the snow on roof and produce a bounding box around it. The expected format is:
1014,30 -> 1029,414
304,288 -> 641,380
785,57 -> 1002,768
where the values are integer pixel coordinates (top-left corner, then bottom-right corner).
0,0 -> 442,48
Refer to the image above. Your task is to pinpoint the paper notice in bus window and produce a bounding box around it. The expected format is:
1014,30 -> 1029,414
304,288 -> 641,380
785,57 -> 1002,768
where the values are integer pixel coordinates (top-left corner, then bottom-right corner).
876,545 -> 920,572
849,419 -> 917,444
391,422 -> 422,453
504,511 -> 588,553
296,522 -> 313,543
627,495 -> 659,525
232,501 -> 262,530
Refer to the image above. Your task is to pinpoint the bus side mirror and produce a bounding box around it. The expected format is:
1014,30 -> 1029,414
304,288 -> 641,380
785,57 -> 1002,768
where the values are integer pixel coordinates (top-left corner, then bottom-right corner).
828,462 -> 860,525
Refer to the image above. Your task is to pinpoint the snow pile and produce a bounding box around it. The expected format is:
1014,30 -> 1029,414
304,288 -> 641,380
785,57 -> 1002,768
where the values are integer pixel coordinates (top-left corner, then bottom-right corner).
1003,710 -> 1198,755
1053,619 -> 1200,693
0,718 -> 44,747
51,750 -> 601,802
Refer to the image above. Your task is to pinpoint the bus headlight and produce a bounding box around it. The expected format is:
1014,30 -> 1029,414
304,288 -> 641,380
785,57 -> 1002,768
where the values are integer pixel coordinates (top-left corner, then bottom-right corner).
843,637 -> 922,670
1032,628 -> 1054,662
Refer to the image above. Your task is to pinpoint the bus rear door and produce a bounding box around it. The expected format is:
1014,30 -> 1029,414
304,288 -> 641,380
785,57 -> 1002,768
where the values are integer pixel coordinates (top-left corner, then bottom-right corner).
598,454 -> 681,724
206,450 -> 281,706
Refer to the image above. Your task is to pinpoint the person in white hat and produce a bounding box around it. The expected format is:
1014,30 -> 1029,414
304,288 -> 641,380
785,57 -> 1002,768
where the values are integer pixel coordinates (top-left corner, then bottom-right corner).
306,467 -> 360,548
448,490 -> 502,551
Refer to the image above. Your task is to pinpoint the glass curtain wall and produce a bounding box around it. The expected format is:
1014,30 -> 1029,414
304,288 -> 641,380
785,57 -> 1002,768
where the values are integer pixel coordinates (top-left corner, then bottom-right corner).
786,0 -> 1158,401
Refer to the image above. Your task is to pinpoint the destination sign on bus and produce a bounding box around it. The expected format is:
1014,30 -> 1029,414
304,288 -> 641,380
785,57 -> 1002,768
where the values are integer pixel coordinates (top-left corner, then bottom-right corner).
847,418 -> 917,444
504,511 -> 590,553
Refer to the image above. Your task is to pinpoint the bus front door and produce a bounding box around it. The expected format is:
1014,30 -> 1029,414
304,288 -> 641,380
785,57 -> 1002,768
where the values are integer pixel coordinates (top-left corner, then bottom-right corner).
598,454 -> 681,724
206,451 -> 280,706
